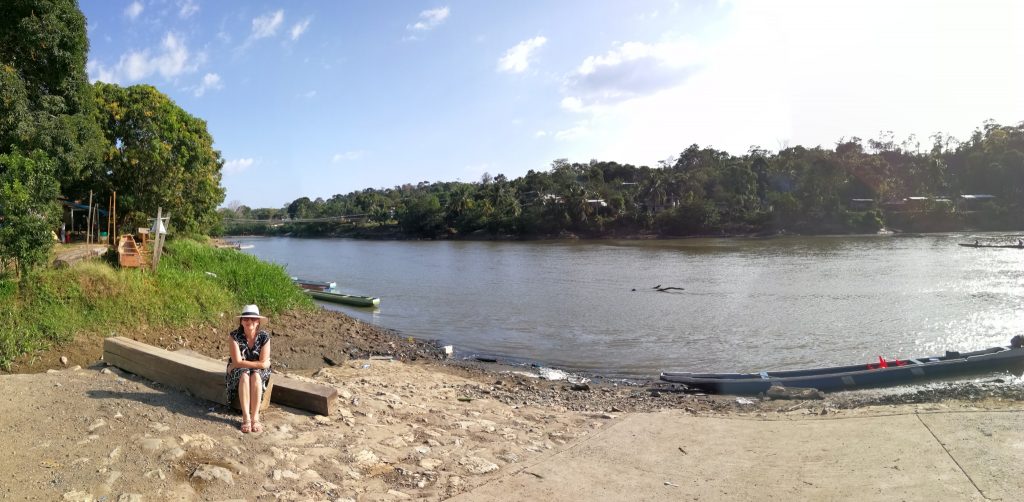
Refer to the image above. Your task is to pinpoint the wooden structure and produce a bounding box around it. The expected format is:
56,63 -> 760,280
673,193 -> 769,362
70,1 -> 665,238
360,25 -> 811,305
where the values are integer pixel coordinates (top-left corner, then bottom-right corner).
136,227 -> 150,250
52,245 -> 108,268
117,235 -> 142,268
103,337 -> 337,415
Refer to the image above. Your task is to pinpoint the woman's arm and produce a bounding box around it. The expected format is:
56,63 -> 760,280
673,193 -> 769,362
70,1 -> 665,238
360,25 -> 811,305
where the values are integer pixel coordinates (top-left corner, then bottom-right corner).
228,336 -> 244,369
227,339 -> 271,371
257,342 -> 271,370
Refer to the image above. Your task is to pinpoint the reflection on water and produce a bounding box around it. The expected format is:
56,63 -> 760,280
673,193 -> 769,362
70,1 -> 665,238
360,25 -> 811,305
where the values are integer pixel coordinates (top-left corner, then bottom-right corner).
237,232 -> 1024,378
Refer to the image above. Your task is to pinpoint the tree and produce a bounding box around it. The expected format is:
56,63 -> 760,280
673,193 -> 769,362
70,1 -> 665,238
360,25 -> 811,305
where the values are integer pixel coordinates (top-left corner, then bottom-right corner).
0,0 -> 105,189
398,193 -> 444,237
0,150 -> 60,278
91,83 -> 225,234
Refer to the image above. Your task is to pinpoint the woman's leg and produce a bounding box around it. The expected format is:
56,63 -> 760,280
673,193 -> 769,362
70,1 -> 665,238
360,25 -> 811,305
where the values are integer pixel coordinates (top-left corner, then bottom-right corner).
249,373 -> 263,432
237,372 -> 251,431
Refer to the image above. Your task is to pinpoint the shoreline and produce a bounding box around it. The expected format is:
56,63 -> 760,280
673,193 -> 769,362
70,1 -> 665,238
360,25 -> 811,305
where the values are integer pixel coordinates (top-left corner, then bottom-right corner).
4,306 -> 1024,499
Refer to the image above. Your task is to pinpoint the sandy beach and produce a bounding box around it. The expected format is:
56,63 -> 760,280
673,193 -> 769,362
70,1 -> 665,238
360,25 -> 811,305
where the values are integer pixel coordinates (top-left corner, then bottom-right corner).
4,308 -> 1024,501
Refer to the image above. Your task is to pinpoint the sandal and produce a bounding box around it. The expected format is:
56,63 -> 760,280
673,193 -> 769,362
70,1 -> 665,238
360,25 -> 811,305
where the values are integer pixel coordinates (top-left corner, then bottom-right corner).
251,420 -> 263,433
240,420 -> 252,433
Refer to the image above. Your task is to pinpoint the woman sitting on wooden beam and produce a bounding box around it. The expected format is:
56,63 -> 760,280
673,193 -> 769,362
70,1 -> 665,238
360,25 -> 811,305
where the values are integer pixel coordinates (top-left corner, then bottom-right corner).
226,305 -> 272,433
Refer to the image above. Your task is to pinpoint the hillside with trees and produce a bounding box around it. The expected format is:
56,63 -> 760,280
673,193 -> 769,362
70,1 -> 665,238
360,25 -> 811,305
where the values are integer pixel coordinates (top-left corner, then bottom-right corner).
222,123 -> 1024,239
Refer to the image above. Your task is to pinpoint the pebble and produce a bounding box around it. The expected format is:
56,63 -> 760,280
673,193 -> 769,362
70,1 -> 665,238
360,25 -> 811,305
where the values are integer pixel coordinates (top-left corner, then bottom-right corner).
192,464 -> 234,484
383,437 -> 407,448
138,438 -> 163,454
419,458 -> 443,470
160,447 -> 185,462
61,490 -> 93,501
272,469 -> 300,481
352,450 -> 380,470
497,452 -> 519,463
459,456 -> 499,474
180,433 -> 217,450
87,419 -> 107,433
60,356 -> 69,367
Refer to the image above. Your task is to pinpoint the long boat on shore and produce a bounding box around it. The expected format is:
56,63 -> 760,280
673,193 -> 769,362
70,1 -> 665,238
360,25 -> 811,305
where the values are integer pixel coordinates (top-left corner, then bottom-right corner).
958,242 -> 1024,248
304,289 -> 381,308
660,344 -> 1024,395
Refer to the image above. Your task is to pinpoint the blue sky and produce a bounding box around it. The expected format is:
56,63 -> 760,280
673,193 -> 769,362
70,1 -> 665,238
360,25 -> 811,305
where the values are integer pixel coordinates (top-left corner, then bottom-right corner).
81,0 -> 1024,209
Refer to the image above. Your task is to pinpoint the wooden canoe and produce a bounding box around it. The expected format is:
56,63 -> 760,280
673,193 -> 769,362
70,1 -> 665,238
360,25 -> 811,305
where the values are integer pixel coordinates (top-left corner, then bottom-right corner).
660,345 -> 1024,395
117,235 -> 142,268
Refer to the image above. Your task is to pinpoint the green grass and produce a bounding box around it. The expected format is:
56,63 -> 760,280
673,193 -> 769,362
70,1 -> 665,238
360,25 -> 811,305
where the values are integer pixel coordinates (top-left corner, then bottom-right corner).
0,237 -> 313,370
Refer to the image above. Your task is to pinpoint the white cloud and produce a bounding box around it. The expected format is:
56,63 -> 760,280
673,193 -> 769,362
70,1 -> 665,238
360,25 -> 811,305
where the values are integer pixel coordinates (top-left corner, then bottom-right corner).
194,73 -> 222,97
534,130 -> 548,138
565,40 -> 702,106
252,10 -> 284,39
555,124 -> 589,141
407,7 -> 449,31
223,158 -> 255,174
560,97 -> 583,112
86,33 -> 199,84
332,151 -> 365,163
178,0 -> 198,18
124,2 -> 143,20
291,18 -> 311,40
497,36 -> 547,74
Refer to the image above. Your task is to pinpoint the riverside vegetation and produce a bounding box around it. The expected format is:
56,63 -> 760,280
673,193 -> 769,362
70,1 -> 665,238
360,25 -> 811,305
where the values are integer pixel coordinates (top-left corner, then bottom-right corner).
0,238 -> 312,370
220,124 -> 1024,240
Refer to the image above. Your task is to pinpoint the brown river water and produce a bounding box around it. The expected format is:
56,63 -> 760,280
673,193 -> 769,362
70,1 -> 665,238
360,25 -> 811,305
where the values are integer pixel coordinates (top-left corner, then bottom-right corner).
236,232 -> 1024,379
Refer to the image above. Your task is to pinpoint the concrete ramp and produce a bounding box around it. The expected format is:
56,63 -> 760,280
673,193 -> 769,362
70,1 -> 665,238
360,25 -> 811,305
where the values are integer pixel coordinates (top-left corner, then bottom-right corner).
454,410 -> 1024,501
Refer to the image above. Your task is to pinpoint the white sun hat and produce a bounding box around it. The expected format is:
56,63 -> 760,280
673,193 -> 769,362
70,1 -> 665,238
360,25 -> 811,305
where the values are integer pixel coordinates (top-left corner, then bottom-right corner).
237,304 -> 267,319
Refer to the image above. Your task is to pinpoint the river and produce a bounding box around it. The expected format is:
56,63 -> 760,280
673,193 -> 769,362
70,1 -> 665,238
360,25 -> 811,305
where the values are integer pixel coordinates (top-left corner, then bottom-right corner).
234,233 -> 1024,379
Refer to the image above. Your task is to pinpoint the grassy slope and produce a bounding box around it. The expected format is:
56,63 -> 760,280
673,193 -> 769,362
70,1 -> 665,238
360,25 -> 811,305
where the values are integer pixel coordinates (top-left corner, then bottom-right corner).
0,238 -> 314,369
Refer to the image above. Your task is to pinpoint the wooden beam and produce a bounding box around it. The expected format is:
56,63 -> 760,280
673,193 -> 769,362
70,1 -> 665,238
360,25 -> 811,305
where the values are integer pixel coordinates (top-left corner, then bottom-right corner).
174,348 -> 337,416
102,337 -> 336,415
103,337 -> 271,412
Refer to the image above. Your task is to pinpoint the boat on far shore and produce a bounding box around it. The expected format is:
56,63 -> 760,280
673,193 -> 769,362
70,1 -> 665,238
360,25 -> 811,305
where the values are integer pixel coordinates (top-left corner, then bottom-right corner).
958,242 -> 1024,248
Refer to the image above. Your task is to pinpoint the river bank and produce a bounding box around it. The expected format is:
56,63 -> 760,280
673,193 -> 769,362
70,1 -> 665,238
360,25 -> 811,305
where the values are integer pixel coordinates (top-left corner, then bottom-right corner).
5,306 -> 1024,500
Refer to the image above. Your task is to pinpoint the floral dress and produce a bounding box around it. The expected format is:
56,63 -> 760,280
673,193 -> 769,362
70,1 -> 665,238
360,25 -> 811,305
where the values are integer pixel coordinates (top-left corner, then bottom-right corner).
225,327 -> 272,403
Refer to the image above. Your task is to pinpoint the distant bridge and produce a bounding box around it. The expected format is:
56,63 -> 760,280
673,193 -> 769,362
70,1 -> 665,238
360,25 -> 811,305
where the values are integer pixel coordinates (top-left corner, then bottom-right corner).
221,214 -> 371,225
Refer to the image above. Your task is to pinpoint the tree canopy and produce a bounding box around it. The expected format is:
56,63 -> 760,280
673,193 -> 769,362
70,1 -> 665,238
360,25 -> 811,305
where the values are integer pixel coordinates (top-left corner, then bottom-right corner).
226,121 -> 1024,239
91,82 -> 225,234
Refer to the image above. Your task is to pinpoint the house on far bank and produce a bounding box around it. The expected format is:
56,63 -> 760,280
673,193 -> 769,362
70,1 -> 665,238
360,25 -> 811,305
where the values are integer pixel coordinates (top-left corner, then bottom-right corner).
958,194 -> 996,212
848,198 -> 874,210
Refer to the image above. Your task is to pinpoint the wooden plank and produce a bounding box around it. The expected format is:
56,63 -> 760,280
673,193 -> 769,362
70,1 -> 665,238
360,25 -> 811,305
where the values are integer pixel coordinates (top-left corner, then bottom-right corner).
174,348 -> 337,416
103,337 -> 270,411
